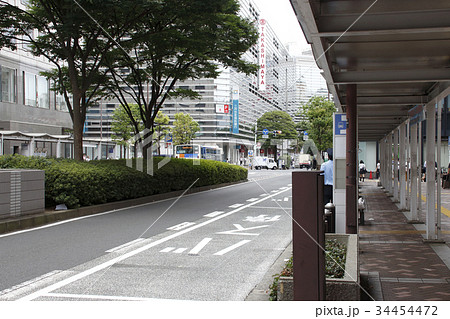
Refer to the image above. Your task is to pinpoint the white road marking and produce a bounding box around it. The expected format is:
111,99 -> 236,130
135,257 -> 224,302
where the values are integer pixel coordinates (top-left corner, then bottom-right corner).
288,184 -> 292,186
18,186 -> 291,301
284,197 -> 289,202
160,247 -> 176,253
188,238 -> 212,255
279,187 -> 289,190
214,240 -> 251,256
229,203 -> 244,208
217,224 -> 269,236
173,248 -> 187,254
203,211 -> 225,218
105,238 -> 146,253
44,292 -> 161,301
0,270 -> 62,296
167,222 -> 195,231
243,215 -> 281,222
259,193 -> 269,197
246,198 -> 259,202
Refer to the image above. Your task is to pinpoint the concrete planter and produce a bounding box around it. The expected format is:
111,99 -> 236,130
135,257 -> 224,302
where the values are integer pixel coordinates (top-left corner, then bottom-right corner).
0,169 -> 45,219
277,234 -> 359,301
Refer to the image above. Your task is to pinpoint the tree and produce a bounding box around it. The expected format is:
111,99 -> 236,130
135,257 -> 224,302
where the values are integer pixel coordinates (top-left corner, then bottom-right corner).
154,111 -> 170,155
111,104 -> 144,158
257,111 -> 297,160
0,0 -> 154,160
172,113 -> 200,146
101,0 -> 258,159
298,96 -> 336,152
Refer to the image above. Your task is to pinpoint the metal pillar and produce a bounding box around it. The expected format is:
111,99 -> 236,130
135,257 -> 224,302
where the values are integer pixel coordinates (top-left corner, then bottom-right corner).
406,120 -> 411,210
410,122 -> 419,221
346,84 -> 357,234
393,128 -> 399,202
437,100 -> 442,239
292,171 -> 325,300
399,123 -> 406,210
380,138 -> 385,187
425,102 -> 436,240
387,133 -> 393,195
418,121 -> 423,215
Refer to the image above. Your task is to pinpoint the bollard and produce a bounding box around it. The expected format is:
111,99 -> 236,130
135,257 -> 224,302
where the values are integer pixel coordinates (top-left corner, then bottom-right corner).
292,171 -> 325,300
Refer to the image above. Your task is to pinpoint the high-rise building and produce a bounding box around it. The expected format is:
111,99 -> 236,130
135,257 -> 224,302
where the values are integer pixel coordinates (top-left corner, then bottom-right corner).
0,0 -> 72,157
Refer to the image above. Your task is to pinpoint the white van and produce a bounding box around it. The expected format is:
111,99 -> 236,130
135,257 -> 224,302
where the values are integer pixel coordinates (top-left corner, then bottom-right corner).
253,156 -> 278,170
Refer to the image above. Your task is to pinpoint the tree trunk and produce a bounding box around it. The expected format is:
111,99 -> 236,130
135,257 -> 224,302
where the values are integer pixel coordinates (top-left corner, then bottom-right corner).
72,98 -> 84,161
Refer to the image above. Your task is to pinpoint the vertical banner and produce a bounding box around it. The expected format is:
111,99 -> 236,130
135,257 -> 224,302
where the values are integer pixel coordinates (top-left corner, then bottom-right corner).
258,19 -> 266,91
232,87 -> 239,134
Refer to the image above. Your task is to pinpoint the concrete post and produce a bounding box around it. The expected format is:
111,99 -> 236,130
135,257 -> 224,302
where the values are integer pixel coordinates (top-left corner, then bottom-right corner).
346,84 -> 357,234
406,120 -> 411,210
399,123 -> 406,210
380,138 -> 385,187
418,121 -> 423,215
410,122 -> 419,221
387,133 -> 393,195
29,137 -> 35,156
56,140 -> 62,158
437,100 -> 442,239
425,102 -> 436,240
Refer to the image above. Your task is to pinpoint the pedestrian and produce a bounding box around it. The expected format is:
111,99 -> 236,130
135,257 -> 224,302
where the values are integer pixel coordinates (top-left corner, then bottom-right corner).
320,148 -> 333,204
359,160 -> 366,182
376,161 -> 380,179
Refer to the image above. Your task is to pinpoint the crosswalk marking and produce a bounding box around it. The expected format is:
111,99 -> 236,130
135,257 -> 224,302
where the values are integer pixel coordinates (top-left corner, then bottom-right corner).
229,203 -> 244,208
173,248 -> 187,254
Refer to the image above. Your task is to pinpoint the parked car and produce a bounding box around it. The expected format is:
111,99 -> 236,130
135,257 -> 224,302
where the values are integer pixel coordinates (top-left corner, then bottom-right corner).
252,156 -> 278,170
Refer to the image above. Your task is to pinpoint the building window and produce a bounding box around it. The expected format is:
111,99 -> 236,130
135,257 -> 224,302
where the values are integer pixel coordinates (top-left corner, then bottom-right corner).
0,66 -> 17,103
37,76 -> 49,108
24,72 -> 36,107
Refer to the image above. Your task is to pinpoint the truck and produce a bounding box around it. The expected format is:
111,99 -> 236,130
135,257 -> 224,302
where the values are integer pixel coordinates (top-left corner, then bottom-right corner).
252,156 -> 278,170
298,154 -> 312,169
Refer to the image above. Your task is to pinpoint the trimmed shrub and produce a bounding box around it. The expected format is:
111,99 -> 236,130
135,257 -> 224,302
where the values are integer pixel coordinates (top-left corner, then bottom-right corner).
0,155 -> 247,209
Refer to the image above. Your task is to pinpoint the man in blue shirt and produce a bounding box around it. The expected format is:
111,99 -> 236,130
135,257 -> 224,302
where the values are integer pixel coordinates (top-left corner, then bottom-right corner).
321,148 -> 333,204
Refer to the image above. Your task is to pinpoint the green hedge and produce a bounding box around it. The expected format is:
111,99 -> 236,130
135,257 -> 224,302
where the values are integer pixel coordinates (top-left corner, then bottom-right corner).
0,155 -> 247,209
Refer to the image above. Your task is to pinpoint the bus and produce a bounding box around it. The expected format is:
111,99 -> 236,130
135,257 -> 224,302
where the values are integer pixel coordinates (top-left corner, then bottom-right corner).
174,144 -> 222,161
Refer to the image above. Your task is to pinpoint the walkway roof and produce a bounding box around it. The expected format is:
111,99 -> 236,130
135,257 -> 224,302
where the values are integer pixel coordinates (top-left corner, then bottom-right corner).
290,0 -> 450,141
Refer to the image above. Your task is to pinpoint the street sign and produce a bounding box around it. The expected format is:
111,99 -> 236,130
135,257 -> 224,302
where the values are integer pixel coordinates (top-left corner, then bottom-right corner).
248,150 -> 254,157
262,134 -> 269,139
262,129 -> 269,135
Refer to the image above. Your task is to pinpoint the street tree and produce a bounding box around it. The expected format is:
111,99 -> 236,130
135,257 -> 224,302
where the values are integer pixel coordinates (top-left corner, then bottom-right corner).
256,111 -> 297,160
298,96 -> 336,152
102,0 -> 258,158
111,104 -> 144,158
172,113 -> 200,146
0,0 -> 153,160
154,111 -> 171,155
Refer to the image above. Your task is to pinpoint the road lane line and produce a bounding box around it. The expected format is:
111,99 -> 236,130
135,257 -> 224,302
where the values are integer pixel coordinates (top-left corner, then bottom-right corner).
44,292 -> 160,301
203,211 -> 224,218
105,238 -> 145,253
229,203 -> 244,208
213,240 -> 251,256
188,238 -> 212,255
167,222 -> 195,231
246,198 -> 259,202
160,247 -> 176,253
18,186 -> 291,301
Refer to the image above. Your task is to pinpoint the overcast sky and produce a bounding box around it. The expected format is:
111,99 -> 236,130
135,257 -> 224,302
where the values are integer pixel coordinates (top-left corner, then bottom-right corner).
253,0 -> 310,55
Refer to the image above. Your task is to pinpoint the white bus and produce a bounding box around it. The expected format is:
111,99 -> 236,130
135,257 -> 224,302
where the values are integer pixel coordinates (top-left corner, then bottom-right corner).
174,144 -> 222,161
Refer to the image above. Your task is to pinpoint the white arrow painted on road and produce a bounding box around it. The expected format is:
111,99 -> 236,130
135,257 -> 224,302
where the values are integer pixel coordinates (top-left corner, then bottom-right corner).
243,215 -> 281,222
216,224 -> 269,236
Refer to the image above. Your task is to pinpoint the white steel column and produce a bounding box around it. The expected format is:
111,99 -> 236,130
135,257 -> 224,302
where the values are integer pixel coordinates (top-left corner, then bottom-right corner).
380,138 -> 385,187
437,100 -> 442,239
418,121 -> 423,215
56,140 -> 62,158
29,137 -> 35,156
393,128 -> 399,201
425,101 -> 436,240
410,122 -> 419,221
399,123 -> 406,210
406,120 -> 411,210
387,133 -> 393,195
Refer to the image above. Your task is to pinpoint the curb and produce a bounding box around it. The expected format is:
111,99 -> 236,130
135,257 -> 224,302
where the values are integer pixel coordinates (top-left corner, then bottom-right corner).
0,180 -> 247,235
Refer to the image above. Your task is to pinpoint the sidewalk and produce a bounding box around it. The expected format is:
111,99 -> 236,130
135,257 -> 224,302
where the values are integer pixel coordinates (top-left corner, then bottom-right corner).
359,179 -> 450,301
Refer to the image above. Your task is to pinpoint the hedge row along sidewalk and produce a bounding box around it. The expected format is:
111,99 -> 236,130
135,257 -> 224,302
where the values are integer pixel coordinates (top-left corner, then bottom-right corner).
0,155 -> 248,209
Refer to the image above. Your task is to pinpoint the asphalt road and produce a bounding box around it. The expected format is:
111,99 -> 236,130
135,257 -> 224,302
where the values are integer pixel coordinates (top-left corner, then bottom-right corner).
0,169 -> 294,301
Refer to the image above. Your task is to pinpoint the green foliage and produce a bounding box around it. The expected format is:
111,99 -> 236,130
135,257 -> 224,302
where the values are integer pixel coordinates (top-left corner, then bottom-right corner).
172,113 -> 200,145
111,104 -> 144,146
0,155 -> 247,209
298,96 -> 336,152
269,239 -> 346,301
